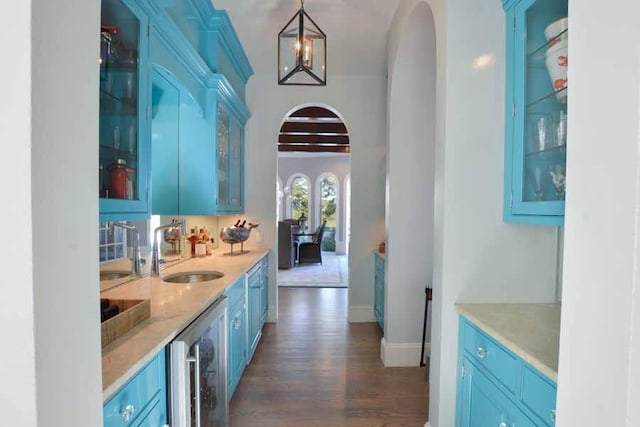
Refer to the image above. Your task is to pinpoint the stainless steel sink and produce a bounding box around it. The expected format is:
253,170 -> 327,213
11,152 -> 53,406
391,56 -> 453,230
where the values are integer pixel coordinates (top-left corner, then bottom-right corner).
163,271 -> 224,284
100,271 -> 131,281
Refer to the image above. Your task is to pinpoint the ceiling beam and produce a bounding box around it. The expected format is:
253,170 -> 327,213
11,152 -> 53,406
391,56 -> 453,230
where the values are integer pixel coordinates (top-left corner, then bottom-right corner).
278,144 -> 351,153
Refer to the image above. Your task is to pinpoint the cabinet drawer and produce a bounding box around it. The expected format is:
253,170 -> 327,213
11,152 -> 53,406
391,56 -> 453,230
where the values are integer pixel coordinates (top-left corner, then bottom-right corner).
462,321 -> 518,393
225,277 -> 246,307
521,366 -> 557,426
103,351 -> 166,427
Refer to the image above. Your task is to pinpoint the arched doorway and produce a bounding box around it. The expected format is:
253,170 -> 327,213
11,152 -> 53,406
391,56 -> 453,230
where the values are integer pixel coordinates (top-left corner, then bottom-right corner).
385,0 -> 437,376
277,104 -> 351,293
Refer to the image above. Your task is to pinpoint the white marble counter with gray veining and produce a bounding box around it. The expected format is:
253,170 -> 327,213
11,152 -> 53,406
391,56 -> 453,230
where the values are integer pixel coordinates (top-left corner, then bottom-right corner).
100,245 -> 269,401
455,303 -> 561,382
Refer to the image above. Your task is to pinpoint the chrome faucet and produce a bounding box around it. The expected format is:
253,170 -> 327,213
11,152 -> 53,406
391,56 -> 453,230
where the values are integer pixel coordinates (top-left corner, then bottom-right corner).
110,222 -> 143,277
151,220 -> 186,277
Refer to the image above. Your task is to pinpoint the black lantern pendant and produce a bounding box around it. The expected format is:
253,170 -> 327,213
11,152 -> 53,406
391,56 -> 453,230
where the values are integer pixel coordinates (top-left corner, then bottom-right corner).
278,0 -> 327,86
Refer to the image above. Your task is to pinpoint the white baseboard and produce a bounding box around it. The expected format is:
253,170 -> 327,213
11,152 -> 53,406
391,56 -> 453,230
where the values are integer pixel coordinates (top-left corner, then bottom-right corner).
381,337 -> 430,367
348,305 -> 376,322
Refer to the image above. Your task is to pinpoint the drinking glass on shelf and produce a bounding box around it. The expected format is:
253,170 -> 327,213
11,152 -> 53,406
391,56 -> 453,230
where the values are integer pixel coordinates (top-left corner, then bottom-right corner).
527,167 -> 545,201
537,116 -> 550,151
554,110 -> 567,147
548,164 -> 566,200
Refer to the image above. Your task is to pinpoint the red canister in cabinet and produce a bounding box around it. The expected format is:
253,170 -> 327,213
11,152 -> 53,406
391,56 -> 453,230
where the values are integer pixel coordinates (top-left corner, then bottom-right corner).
110,159 -> 130,199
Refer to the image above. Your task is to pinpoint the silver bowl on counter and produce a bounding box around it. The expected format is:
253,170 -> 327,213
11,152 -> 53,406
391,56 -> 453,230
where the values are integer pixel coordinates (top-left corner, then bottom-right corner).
220,223 -> 259,255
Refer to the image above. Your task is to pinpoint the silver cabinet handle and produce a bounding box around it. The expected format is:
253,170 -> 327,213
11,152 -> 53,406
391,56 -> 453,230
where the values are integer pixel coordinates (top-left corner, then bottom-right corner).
233,315 -> 242,330
499,423 -> 508,427
121,404 -> 135,422
551,409 -> 556,422
477,347 -> 487,359
187,343 -> 201,427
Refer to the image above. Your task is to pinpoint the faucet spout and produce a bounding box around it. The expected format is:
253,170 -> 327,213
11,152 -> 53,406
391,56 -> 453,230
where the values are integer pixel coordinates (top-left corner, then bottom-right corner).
110,222 -> 143,277
151,220 -> 186,277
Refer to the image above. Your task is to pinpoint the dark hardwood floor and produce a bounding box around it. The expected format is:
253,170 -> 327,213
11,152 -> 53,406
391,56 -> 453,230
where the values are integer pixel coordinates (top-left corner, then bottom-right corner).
229,287 -> 429,426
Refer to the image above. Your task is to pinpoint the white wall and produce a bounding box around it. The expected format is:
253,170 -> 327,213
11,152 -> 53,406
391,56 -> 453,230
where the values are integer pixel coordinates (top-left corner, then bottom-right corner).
556,0 -> 640,425
384,1 -> 437,365
386,0 -> 559,425
0,1 -> 37,424
31,0 -> 104,425
278,155 -> 350,253
1,0 -> 103,425
244,74 -> 387,322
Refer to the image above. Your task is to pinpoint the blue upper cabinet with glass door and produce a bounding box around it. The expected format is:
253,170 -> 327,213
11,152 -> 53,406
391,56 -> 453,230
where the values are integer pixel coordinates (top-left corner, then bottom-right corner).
99,0 -> 151,222
503,0 -> 568,225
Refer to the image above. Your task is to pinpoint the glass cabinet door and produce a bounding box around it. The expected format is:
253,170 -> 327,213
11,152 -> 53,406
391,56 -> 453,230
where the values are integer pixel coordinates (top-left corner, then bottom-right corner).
99,0 -> 149,219
217,108 -> 230,207
230,121 -> 243,208
509,0 -> 568,222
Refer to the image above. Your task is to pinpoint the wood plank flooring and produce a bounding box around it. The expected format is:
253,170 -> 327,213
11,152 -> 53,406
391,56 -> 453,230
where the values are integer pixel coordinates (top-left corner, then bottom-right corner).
229,287 -> 429,426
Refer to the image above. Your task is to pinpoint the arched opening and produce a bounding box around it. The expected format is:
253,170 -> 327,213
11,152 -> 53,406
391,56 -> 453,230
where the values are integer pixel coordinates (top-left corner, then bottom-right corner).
344,174 -> 351,254
277,104 -> 351,295
285,173 -> 311,221
385,0 -> 437,378
276,177 -> 283,221
315,173 -> 339,253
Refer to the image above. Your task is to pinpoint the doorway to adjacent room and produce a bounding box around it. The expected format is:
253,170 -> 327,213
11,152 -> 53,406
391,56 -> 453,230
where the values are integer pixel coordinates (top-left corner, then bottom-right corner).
276,104 -> 351,290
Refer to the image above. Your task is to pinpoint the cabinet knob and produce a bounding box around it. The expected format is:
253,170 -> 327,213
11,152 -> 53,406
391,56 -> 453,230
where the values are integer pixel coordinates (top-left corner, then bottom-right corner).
121,404 -> 135,422
499,423 -> 508,427
476,347 -> 487,359
233,317 -> 242,330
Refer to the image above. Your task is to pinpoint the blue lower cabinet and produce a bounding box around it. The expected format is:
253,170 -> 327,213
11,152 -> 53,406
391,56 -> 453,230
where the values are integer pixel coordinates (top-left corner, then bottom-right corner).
247,263 -> 262,360
456,317 -> 557,426
225,277 -> 247,400
103,350 -> 167,427
374,252 -> 385,331
260,254 -> 269,327
228,298 -> 247,399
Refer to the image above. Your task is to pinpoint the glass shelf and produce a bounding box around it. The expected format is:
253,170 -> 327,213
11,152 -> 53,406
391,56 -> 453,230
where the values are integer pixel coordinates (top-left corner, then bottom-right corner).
527,28 -> 567,67
525,144 -> 566,162
99,144 -> 138,157
527,86 -> 567,109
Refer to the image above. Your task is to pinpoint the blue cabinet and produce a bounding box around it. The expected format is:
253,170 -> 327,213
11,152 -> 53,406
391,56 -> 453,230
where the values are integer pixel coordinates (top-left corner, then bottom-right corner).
456,317 -> 557,426
225,277 -> 247,399
374,252 -> 385,331
247,261 -> 263,360
225,254 -> 268,400
260,255 -> 269,326
103,350 -> 167,427
503,0 -> 568,225
99,0 -> 151,222
144,1 -> 252,216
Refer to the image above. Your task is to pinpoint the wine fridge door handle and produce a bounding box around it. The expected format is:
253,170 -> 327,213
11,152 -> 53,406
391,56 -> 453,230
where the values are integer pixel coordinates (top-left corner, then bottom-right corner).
193,343 -> 201,427
186,343 -> 202,427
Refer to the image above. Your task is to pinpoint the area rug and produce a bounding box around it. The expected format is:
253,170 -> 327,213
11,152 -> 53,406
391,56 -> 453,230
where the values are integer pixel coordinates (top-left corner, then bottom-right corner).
278,253 -> 348,288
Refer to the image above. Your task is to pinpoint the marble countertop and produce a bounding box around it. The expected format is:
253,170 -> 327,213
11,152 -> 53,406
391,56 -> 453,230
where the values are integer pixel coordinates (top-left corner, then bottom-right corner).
100,245 -> 269,401
455,303 -> 561,382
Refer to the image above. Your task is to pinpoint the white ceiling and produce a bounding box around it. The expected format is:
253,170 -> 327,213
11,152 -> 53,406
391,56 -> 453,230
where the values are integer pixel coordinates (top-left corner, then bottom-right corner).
212,0 -> 400,76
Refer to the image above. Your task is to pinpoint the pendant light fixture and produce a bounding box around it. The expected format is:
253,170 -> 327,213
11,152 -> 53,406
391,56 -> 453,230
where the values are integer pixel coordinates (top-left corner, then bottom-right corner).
278,0 -> 327,86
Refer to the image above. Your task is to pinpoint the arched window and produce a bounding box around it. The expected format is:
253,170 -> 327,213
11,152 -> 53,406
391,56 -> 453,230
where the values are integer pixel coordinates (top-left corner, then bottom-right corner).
286,174 -> 311,223
315,173 -> 339,252
277,177 -> 283,222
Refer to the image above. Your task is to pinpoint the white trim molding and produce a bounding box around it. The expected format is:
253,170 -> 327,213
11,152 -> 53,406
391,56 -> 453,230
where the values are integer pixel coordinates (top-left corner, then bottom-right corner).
348,305 -> 376,322
381,338 -> 430,367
